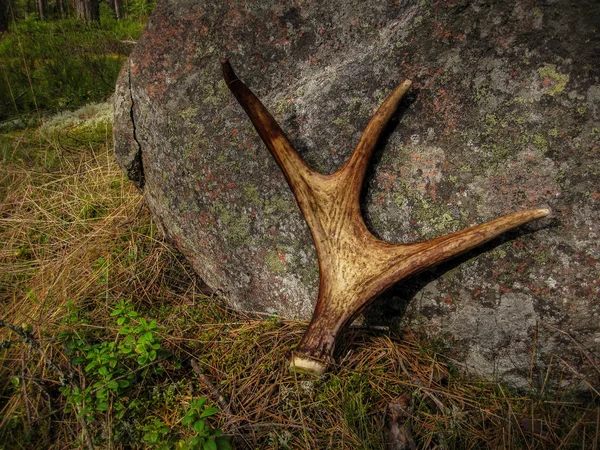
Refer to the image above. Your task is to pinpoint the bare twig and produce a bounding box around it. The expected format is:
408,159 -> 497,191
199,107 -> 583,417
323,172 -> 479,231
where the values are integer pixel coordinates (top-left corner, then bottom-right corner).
398,357 -> 447,413
190,359 -> 252,449
238,422 -> 314,431
0,319 -> 67,384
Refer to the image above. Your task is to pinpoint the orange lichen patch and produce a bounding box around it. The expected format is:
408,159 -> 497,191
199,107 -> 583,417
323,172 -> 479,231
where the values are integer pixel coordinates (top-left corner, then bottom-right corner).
277,249 -> 287,265
431,88 -> 462,135
432,21 -> 467,42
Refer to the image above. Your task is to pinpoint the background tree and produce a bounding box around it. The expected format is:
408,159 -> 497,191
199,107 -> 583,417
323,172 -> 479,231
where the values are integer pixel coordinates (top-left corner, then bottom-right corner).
75,0 -> 99,22
108,0 -> 121,20
0,0 -> 10,32
35,0 -> 44,20
55,0 -> 64,18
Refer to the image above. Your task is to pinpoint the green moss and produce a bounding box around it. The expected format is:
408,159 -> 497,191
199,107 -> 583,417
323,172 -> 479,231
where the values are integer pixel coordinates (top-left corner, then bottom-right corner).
532,134 -> 549,154
411,197 -> 460,236
202,79 -> 230,107
514,115 -> 527,125
209,202 -> 251,246
474,84 -> 490,104
274,97 -> 292,115
265,250 -> 286,273
482,144 -> 510,171
179,106 -> 199,120
264,195 -> 295,215
537,64 -> 569,96
374,89 -> 387,105
214,150 -> 242,172
295,261 -> 320,285
489,247 -> 507,259
391,191 -> 407,207
241,183 -> 261,206
484,113 -> 508,130
533,251 -> 551,265
332,115 -> 351,128
484,113 -> 498,127
227,215 -> 251,246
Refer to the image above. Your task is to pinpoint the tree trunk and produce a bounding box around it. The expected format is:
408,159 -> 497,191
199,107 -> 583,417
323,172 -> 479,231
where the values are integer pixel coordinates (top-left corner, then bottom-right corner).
76,0 -> 99,22
35,0 -> 45,20
56,0 -> 64,18
107,0 -> 121,20
0,0 -> 9,33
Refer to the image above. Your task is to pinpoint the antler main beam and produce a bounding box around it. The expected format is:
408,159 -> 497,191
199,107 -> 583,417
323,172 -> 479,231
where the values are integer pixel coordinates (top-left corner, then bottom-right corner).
220,58 -> 549,375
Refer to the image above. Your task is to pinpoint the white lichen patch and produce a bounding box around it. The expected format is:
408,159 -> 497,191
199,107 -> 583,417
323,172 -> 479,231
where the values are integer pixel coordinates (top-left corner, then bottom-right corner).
41,101 -> 114,134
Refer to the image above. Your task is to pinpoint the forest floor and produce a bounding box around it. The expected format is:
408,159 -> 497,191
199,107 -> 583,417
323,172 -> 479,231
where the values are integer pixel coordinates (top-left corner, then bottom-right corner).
0,102 -> 599,449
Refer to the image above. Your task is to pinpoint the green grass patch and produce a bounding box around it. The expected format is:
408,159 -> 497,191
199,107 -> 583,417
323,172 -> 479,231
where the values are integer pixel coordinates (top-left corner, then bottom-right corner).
0,7 -> 150,121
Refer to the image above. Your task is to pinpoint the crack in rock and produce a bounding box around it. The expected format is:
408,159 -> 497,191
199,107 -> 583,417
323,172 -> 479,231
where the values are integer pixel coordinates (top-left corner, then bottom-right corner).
127,62 -> 145,189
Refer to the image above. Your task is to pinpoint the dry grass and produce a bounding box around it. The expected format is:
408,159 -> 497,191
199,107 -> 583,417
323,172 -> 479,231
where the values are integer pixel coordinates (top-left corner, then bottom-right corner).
0,104 -> 598,449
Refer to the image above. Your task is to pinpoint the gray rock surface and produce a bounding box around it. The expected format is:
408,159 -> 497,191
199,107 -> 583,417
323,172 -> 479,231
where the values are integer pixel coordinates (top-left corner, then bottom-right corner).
114,0 -> 600,390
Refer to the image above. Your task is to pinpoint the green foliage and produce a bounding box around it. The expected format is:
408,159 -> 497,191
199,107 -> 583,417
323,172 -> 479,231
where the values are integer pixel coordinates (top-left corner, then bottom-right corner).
59,299 -> 164,423
112,299 -> 162,365
141,399 -> 232,450
55,299 -> 232,448
0,4 -> 152,121
178,398 -> 232,450
142,418 -> 171,449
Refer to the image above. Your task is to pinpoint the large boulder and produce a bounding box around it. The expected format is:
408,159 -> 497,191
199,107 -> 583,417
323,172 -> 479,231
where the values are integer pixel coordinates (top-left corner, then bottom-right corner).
114,0 -> 600,390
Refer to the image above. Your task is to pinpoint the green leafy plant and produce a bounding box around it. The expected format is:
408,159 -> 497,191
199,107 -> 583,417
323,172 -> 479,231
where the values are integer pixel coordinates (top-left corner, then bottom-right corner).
59,299 -> 164,423
177,398 -> 232,450
140,399 -> 232,450
142,418 -> 171,449
92,256 -> 109,283
112,298 -> 162,365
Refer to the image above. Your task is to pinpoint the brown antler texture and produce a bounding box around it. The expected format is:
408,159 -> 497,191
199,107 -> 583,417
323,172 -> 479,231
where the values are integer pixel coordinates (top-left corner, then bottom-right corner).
220,58 -> 550,376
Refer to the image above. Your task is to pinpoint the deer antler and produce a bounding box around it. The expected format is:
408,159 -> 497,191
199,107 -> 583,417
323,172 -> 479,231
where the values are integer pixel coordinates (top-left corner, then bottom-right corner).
221,58 -> 549,376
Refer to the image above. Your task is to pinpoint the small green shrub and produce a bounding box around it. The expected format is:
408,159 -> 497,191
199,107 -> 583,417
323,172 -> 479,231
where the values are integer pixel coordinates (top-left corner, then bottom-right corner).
178,397 -> 232,450
142,398 -> 232,450
59,299 -> 164,423
142,418 -> 171,449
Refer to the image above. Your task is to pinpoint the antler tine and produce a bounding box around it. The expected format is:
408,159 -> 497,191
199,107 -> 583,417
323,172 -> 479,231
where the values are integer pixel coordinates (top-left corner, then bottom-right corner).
406,208 -> 551,268
339,80 -> 412,196
220,58 -> 316,194
375,208 -> 552,300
